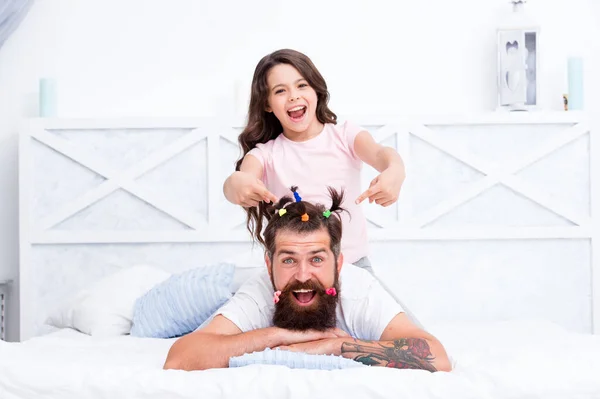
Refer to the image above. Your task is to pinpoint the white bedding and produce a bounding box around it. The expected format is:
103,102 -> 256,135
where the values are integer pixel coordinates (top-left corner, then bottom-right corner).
1,320 -> 599,399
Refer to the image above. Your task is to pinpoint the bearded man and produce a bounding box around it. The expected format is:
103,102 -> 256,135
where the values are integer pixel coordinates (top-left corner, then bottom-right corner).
163,187 -> 451,372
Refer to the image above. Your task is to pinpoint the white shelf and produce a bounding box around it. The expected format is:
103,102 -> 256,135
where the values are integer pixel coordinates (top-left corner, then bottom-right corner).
20,111 -> 588,131
350,111 -> 588,126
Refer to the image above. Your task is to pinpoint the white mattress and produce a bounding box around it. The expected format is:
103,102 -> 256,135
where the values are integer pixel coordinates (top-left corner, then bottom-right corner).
1,320 -> 599,399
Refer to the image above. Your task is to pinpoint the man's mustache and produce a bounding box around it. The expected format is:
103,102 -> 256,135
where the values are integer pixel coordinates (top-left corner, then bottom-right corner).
282,279 -> 326,294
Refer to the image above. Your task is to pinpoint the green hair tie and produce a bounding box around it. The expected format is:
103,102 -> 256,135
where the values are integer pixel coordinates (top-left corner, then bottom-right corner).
323,210 -> 332,218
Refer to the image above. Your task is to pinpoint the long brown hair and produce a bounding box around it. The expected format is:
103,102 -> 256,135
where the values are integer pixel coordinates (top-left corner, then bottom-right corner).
237,49 -> 338,245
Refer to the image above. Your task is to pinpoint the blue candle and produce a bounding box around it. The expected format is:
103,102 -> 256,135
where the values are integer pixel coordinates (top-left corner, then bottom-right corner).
567,57 -> 584,110
39,78 -> 57,117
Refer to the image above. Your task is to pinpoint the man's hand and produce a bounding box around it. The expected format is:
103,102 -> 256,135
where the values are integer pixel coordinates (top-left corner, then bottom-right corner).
228,171 -> 278,207
277,328 -> 349,346
356,165 -> 404,207
275,337 -> 343,355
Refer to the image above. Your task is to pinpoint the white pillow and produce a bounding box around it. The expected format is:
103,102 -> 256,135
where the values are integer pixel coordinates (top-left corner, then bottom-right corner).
46,264 -> 171,336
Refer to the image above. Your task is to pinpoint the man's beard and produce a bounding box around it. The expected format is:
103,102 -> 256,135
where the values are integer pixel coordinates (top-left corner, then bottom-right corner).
272,272 -> 340,331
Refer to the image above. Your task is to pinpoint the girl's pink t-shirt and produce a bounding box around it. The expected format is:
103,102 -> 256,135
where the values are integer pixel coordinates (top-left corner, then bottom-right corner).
248,121 -> 368,263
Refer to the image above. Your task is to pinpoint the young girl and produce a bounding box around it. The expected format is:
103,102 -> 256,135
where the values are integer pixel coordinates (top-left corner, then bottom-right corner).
223,49 -> 405,274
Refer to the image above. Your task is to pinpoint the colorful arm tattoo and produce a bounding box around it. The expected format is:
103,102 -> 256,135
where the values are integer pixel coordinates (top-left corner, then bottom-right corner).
340,338 -> 437,372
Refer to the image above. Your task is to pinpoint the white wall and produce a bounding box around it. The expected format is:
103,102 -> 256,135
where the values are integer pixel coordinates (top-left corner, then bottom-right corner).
0,0 -> 598,341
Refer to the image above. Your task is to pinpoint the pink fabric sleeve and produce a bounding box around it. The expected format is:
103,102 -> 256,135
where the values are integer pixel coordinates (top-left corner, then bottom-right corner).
342,120 -> 367,161
247,146 -> 265,166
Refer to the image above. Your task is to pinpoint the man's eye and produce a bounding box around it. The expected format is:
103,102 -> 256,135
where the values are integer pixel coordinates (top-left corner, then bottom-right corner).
282,258 -> 294,264
312,257 -> 323,263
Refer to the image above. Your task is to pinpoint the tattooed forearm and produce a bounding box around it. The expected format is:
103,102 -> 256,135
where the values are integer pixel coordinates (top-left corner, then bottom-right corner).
340,338 -> 437,372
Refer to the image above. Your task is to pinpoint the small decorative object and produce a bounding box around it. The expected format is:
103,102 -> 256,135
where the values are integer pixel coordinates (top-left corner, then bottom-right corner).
0,279 -> 12,341
563,94 -> 568,111
39,78 -> 57,117
497,0 -> 539,111
567,57 -> 584,110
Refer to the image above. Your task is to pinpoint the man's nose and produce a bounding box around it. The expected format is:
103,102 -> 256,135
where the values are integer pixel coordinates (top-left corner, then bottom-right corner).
294,262 -> 312,283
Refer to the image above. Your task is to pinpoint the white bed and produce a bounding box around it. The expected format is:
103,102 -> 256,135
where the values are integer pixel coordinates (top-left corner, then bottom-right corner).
2,321 -> 600,399
2,113 -> 599,398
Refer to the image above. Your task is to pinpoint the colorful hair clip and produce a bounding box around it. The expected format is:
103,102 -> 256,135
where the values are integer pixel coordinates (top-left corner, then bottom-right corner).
278,208 -> 287,217
273,290 -> 282,304
301,213 -> 309,222
291,186 -> 302,202
323,210 -> 332,218
325,288 -> 337,296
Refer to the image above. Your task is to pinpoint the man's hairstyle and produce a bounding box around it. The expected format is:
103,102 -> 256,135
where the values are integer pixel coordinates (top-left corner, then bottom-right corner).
263,186 -> 346,260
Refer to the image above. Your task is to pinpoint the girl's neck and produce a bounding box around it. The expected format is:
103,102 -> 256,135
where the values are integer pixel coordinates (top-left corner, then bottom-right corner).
281,120 -> 325,142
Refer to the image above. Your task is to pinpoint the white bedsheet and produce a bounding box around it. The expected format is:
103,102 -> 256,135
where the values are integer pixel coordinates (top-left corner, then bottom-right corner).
1,320 -> 599,399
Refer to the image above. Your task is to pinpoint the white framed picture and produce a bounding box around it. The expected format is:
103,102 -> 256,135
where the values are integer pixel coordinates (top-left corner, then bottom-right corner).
497,1 -> 539,111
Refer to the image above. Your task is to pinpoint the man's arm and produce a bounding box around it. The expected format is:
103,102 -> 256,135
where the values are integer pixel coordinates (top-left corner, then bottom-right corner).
277,313 -> 452,372
347,312 -> 451,371
163,315 -> 347,371
339,336 -> 446,372
163,315 -> 278,371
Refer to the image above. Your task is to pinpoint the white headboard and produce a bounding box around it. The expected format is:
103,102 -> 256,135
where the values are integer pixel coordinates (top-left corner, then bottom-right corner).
19,113 -> 599,341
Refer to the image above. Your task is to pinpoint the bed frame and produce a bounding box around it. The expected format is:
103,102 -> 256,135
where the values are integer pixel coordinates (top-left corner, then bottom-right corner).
18,113 -> 599,341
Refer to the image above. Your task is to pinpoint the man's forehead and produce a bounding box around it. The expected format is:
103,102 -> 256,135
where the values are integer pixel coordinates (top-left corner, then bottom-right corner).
274,230 -> 331,254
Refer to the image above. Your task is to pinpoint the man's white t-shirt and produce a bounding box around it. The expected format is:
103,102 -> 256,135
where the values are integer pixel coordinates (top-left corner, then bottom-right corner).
215,263 -> 404,341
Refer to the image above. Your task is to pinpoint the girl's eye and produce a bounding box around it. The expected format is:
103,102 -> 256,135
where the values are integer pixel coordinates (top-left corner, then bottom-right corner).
275,89 -> 285,94
298,83 -> 308,88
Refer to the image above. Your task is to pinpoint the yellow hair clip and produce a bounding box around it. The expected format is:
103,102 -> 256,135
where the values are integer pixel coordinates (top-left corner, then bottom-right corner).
278,209 -> 287,217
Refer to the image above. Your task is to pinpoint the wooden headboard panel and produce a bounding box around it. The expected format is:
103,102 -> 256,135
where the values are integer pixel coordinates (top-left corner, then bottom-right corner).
18,113 -> 598,340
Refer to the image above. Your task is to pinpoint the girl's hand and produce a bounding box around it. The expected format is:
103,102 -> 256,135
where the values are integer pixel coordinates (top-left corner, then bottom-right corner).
229,171 -> 278,208
356,166 -> 404,207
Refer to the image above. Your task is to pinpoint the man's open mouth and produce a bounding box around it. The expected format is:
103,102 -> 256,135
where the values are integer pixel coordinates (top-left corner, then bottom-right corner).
292,288 -> 316,305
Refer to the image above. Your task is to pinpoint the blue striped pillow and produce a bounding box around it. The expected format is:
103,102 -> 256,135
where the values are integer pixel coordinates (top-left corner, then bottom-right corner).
229,348 -> 366,370
130,263 -> 235,338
